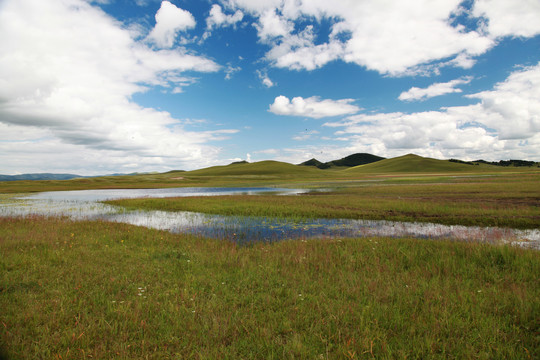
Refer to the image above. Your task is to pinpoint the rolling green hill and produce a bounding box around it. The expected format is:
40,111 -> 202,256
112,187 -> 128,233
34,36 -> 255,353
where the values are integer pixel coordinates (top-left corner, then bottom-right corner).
185,160 -> 324,177
345,154 -> 489,173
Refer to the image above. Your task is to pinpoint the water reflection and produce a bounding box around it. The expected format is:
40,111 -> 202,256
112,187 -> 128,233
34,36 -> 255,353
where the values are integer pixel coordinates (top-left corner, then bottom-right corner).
21,187 -> 308,202
1,188 -> 538,249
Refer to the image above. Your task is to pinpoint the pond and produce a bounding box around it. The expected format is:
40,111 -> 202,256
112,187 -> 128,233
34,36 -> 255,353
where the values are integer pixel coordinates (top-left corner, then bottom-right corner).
1,187 -> 538,249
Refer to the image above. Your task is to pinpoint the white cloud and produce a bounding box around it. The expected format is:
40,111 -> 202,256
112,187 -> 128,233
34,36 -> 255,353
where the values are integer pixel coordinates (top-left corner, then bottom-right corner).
0,0 -> 230,175
465,63 -> 540,140
147,1 -> 196,48
257,70 -> 275,87
254,8 -> 294,41
324,63 -> 540,161
225,63 -> 241,80
399,77 -> 472,101
224,0 -> 540,75
265,26 -> 345,71
473,0 -> 540,38
261,77 -> 274,87
269,96 -> 361,118
206,4 -> 243,30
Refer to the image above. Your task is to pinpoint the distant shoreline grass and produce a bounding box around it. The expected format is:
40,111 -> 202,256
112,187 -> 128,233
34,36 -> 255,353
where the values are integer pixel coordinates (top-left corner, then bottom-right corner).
1,216 -> 539,359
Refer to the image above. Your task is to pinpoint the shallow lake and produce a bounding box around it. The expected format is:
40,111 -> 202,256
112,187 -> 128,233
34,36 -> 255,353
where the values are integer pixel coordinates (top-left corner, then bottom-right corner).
1,187 -> 538,249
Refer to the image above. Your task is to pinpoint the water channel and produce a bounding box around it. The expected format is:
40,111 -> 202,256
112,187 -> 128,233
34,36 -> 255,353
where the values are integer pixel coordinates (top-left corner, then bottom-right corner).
1,187 -> 538,249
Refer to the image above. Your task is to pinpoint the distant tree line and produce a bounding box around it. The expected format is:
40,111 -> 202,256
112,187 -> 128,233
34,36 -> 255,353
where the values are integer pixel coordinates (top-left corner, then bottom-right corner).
449,159 -> 539,167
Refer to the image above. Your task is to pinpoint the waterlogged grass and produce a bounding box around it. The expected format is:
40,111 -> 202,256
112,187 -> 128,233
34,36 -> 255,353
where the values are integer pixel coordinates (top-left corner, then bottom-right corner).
109,173 -> 540,229
1,216 -> 539,359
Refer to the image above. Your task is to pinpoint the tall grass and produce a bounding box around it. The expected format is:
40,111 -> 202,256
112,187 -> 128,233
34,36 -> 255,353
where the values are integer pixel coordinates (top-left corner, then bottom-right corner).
1,216 -> 539,359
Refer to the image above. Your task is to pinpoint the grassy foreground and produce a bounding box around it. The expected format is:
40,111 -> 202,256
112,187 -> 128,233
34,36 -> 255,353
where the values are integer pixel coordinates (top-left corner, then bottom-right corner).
1,216 -> 539,359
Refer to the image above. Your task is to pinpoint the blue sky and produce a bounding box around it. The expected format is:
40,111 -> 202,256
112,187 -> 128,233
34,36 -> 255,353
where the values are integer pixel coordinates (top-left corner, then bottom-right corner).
1,0 -> 539,175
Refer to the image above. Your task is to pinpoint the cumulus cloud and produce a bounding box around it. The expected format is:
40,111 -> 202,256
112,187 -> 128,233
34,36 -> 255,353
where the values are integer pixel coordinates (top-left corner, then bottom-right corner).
224,0 -> 540,76
465,63 -> 540,140
0,0 -> 229,174
269,96 -> 361,118
472,0 -> 540,38
324,63 -> 540,161
399,77 -> 472,101
254,8 -> 294,41
147,1 -> 196,48
206,4 -> 243,30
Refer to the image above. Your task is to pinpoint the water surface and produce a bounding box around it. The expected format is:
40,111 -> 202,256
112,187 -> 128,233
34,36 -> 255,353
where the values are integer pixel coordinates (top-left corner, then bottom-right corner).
1,187 -> 538,249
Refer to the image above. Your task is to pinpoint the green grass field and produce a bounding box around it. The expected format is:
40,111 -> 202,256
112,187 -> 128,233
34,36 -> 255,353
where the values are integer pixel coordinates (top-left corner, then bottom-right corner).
1,217 -> 539,359
1,154 -> 539,358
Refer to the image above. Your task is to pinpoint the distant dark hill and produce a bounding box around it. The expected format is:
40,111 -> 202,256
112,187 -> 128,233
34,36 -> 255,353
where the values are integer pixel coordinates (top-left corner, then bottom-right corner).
345,154 -> 486,173
0,172 -> 148,182
300,153 -> 385,169
0,173 -> 82,181
300,158 -> 327,168
328,153 -> 386,167
186,160 -> 323,176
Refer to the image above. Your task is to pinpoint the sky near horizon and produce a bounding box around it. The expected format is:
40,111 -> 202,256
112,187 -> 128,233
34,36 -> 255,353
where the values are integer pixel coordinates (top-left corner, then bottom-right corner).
1,0 -> 540,175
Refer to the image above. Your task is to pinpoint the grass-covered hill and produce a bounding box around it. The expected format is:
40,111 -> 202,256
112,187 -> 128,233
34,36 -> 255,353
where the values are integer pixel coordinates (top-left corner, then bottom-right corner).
1,153 -> 538,193
345,154 -> 493,174
185,160 -> 324,177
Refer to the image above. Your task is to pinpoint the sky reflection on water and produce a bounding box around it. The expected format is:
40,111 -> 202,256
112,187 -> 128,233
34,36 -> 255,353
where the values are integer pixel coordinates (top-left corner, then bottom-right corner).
1,187 -> 538,249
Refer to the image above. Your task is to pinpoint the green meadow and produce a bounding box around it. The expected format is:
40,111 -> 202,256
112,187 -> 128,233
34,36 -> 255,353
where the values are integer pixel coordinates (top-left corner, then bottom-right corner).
1,154 -> 540,359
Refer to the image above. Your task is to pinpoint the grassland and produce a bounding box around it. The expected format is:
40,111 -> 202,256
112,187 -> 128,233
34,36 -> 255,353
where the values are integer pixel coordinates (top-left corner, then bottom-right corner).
1,216 -> 539,359
1,154 -> 540,359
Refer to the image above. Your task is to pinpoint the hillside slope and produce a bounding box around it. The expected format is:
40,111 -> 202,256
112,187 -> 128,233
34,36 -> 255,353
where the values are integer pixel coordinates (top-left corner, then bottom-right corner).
345,154 -> 485,173
186,160 -> 324,176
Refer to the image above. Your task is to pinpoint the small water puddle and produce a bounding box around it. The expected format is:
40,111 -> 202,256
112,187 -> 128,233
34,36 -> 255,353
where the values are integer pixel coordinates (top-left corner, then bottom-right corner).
1,188 -> 538,249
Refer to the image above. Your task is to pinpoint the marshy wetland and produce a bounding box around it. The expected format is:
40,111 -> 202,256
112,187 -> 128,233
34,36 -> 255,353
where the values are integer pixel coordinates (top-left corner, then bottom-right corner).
1,186 -> 538,248
1,159 -> 539,359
